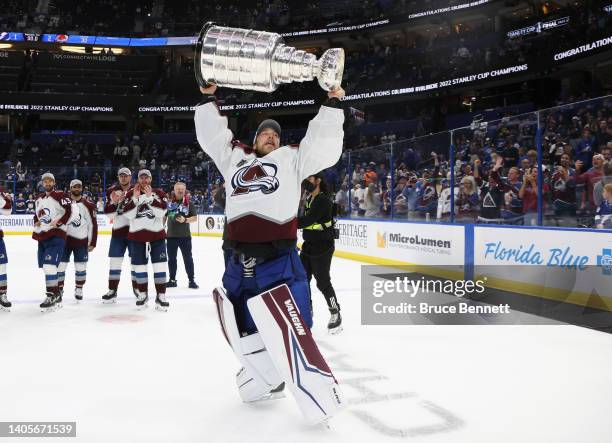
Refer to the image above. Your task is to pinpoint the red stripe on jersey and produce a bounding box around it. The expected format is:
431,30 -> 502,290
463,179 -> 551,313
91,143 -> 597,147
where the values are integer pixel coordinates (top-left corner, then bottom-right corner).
226,215 -> 297,243
128,230 -> 166,242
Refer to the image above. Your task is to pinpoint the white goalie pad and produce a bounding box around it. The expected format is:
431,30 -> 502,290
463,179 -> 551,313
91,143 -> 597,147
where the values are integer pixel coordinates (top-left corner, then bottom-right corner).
247,284 -> 344,425
213,287 -> 284,403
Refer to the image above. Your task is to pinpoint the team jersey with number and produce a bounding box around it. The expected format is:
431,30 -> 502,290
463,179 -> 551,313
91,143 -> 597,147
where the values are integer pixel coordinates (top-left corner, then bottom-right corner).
32,191 -> 73,241
194,100 -> 344,243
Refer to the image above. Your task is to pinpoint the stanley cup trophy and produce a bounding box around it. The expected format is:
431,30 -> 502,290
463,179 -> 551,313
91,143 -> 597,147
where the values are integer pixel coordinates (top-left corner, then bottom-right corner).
194,22 -> 344,92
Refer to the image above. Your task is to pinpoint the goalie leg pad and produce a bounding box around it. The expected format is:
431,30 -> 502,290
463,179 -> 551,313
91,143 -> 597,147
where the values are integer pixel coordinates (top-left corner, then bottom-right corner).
213,287 -> 284,403
247,284 -> 344,425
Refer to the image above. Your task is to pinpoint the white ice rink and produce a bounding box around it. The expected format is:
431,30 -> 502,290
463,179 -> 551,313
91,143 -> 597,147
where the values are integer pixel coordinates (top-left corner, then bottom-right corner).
1,235 -> 611,443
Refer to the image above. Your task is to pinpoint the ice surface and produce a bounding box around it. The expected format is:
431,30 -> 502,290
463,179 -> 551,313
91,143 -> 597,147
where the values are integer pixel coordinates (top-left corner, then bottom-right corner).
1,235 -> 611,442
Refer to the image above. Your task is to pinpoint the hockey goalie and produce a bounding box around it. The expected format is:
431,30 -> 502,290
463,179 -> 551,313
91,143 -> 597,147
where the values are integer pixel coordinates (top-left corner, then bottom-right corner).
195,83 -> 346,425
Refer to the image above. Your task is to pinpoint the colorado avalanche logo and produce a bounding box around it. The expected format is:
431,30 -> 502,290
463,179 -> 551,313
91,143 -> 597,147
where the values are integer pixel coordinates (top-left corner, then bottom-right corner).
231,160 -> 280,196
136,204 -> 155,219
70,214 -> 82,227
37,208 -> 52,224
554,179 -> 566,192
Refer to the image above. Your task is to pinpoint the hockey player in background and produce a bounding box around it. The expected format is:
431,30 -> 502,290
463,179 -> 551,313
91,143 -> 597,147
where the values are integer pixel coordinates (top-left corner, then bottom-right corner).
122,169 -> 169,310
195,83 -> 345,425
102,167 -> 137,303
33,173 -> 72,312
57,180 -> 98,302
0,192 -> 13,311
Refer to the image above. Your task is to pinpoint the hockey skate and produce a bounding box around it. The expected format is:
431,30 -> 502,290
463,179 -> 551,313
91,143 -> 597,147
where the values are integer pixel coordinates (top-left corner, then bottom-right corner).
102,289 -> 117,304
328,308 -> 342,335
40,292 -> 57,313
166,279 -> 177,288
0,293 -> 11,312
74,287 -> 83,302
55,290 -> 64,309
136,292 -> 148,309
155,293 -> 169,311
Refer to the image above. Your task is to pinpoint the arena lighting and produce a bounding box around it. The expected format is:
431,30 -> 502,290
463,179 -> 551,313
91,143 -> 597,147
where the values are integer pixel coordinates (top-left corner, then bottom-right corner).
59,45 -> 124,54
0,43 -> 12,49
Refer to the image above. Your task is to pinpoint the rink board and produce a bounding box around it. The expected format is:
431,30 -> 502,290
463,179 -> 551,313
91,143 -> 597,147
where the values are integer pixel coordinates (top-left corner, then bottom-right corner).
0,213 -> 224,237
472,225 -> 612,310
2,214 -> 611,310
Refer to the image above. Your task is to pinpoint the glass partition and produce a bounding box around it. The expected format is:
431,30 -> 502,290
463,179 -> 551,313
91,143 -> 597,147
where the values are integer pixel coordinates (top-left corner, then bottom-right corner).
538,96 -> 612,229
0,95 -> 609,226
391,132 -> 452,223
452,112 -> 538,225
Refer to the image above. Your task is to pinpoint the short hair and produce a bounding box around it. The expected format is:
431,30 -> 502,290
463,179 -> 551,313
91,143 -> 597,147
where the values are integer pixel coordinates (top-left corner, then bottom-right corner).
593,154 -> 605,162
174,181 -> 186,189
604,183 -> 612,194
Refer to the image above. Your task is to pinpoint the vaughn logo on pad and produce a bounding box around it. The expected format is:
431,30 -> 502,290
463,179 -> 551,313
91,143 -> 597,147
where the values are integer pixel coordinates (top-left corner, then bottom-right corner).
285,299 -> 306,336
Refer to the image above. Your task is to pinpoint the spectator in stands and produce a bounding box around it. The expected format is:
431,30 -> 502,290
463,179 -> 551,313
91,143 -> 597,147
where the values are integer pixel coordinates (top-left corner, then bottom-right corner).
351,164 -> 363,185
552,153 -> 577,219
335,183 -> 349,216
602,143 -> 612,163
502,141 -> 520,169
456,176 -> 479,222
352,183 -> 365,217
474,157 -> 505,223
503,167 -> 524,218
575,154 -> 605,212
363,164 -> 378,186
364,183 -> 381,218
436,179 -> 454,221
415,175 -> 437,218
574,127 -> 596,170
26,194 -> 35,214
593,162 -> 612,209
114,140 -> 129,165
595,183 -> 612,229
519,167 -> 548,226
14,193 -> 26,214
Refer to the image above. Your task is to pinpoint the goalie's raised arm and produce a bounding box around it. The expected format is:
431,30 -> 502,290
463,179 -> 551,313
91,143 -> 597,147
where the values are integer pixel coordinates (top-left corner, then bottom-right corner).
297,87 -> 346,180
194,84 -> 233,176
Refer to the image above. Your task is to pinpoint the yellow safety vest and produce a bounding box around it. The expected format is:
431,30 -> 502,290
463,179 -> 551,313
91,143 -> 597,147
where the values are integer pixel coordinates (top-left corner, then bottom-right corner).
303,195 -> 333,231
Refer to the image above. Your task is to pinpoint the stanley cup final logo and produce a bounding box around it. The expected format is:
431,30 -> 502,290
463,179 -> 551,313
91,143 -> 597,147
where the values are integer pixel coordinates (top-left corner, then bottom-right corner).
194,22 -> 344,92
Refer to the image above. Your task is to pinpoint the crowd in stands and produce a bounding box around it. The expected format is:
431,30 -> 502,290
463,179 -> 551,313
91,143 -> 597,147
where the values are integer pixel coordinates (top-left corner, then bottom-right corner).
0,132 -> 226,215
1,95 -> 611,229
324,96 -> 612,229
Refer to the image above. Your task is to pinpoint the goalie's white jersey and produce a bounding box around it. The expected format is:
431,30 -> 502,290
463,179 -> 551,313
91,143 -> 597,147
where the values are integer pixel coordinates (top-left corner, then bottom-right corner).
194,101 -> 344,243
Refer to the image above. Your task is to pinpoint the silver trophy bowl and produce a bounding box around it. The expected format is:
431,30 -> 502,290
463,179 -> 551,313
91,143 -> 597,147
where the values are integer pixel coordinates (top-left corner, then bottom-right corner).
194,22 -> 344,92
